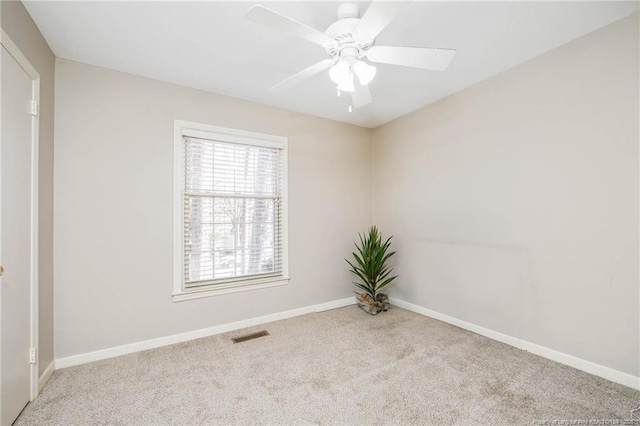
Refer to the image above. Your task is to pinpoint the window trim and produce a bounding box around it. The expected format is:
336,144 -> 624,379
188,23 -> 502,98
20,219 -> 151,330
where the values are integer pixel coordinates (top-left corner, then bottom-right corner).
173,120 -> 289,302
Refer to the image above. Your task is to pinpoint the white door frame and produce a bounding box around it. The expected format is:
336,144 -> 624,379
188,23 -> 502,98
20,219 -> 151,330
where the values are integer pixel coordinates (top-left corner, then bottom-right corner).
0,29 -> 40,401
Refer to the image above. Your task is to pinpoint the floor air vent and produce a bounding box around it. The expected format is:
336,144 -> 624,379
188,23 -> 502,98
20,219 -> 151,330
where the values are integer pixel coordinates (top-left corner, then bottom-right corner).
232,330 -> 269,344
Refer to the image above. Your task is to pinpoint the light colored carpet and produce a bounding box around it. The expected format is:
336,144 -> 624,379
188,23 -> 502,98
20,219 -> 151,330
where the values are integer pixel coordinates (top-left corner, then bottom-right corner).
16,306 -> 639,425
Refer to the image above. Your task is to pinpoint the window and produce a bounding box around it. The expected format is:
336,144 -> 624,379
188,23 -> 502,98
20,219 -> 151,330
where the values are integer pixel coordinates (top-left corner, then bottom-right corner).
173,121 -> 288,301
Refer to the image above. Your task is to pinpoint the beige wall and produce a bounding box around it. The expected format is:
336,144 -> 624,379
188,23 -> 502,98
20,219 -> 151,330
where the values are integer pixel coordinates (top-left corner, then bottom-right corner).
1,0 -> 55,376
54,59 -> 372,358
373,14 -> 639,376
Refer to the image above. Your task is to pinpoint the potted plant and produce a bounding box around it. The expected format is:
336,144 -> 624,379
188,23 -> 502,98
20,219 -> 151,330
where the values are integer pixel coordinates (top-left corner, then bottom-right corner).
346,226 -> 398,315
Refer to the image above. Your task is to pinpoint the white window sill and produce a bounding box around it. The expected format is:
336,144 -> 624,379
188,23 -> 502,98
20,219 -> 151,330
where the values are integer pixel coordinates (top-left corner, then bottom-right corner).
172,276 -> 290,302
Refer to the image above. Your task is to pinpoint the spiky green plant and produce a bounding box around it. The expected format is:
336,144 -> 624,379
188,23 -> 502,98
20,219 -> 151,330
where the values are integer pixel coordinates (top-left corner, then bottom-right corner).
346,226 -> 398,301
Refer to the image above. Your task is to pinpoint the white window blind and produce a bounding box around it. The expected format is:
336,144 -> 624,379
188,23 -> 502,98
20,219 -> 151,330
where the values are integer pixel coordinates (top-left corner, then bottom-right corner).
182,135 -> 284,289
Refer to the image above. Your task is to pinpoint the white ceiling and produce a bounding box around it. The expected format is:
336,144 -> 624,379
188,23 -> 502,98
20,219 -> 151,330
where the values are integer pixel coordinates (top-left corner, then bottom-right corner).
24,1 -> 638,128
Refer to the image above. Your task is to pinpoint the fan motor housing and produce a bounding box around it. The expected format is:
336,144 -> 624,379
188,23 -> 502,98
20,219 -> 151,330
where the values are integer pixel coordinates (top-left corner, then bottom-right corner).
324,17 -> 373,59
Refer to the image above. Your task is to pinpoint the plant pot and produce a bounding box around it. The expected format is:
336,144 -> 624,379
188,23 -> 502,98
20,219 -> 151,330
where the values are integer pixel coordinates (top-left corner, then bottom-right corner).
356,293 -> 390,315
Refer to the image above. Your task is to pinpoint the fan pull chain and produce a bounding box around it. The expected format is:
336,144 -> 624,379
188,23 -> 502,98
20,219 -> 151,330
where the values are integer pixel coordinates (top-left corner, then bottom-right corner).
337,89 -> 341,98
348,105 -> 353,113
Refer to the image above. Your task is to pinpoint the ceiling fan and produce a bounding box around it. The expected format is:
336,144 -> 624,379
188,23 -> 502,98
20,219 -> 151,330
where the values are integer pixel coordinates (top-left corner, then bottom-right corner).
244,1 -> 456,111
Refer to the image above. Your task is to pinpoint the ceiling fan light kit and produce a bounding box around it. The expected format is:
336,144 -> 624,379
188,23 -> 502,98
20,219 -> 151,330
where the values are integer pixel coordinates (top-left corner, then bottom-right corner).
329,58 -> 376,93
244,1 -> 456,110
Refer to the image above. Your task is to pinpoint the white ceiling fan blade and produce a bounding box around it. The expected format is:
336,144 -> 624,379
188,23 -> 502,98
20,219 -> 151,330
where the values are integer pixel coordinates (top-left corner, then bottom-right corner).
270,59 -> 335,92
367,46 -> 456,71
244,5 -> 333,48
355,1 -> 411,41
351,83 -> 372,109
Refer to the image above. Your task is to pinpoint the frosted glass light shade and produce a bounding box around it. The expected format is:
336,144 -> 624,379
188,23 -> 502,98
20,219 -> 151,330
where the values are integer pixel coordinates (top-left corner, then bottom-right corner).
353,60 -> 376,85
329,60 -> 351,86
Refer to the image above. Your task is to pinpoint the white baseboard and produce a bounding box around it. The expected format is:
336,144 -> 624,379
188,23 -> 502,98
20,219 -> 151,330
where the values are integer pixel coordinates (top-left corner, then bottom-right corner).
54,295 -> 637,390
55,296 -> 356,369
389,297 -> 640,391
314,296 -> 356,312
38,360 -> 55,392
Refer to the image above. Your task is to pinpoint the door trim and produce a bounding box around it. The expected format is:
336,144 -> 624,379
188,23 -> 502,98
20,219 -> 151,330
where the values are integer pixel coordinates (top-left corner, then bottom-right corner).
0,29 -> 40,401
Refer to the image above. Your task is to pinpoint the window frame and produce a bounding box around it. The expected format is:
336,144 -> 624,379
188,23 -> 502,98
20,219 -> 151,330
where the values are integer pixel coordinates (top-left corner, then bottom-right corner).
173,120 -> 289,302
